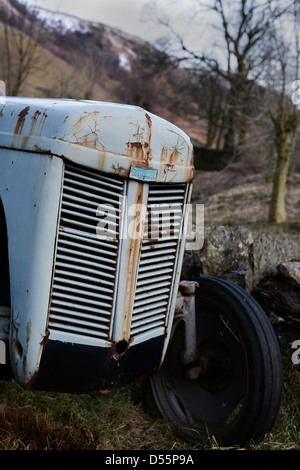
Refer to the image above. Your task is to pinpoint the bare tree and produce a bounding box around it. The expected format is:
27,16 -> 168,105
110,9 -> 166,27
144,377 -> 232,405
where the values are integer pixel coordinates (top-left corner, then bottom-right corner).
183,69 -> 229,148
265,0 -> 300,223
148,0 -> 281,157
208,0 -> 272,154
1,0 -> 46,96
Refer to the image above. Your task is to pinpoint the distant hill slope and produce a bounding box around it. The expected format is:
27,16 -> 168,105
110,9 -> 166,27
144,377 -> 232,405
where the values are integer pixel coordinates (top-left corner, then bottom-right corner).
0,0 -> 207,145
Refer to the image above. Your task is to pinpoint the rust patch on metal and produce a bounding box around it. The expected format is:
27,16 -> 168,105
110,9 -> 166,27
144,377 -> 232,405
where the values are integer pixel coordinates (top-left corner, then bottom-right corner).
126,141 -> 144,162
188,166 -> 195,181
12,107 -> 48,150
36,111 -> 48,135
145,113 -> 152,164
23,370 -> 39,391
26,321 -> 31,346
122,184 -> 145,339
9,313 -> 41,389
71,110 -> 104,150
14,106 -> 30,135
145,113 -> 152,128
33,144 -> 48,153
110,163 -> 127,177
109,338 -> 134,360
40,329 -> 50,347
22,110 -> 42,149
32,110 -> 42,124
189,148 -> 194,167
97,389 -> 112,395
126,114 -> 153,167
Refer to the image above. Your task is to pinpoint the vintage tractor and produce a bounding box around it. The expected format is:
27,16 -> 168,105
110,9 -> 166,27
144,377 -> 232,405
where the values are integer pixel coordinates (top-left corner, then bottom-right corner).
0,94 -> 282,446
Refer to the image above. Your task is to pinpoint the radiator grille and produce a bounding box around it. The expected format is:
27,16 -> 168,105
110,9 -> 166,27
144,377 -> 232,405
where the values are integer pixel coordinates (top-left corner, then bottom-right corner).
130,183 -> 187,339
48,164 -> 124,341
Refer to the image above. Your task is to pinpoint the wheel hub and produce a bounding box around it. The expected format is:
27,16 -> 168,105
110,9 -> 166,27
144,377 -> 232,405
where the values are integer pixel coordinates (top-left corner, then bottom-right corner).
198,340 -> 232,393
183,340 -> 233,393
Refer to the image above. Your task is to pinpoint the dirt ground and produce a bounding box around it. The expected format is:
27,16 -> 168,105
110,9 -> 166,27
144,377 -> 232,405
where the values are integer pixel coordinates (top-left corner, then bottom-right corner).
192,163 -> 300,243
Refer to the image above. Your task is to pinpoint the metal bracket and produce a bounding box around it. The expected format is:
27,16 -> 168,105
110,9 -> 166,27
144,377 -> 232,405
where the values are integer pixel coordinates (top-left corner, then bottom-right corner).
175,281 -> 201,380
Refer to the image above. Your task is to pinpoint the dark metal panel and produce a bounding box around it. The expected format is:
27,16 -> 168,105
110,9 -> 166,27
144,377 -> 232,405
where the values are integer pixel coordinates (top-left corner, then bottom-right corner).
33,340 -> 111,393
33,335 -> 164,394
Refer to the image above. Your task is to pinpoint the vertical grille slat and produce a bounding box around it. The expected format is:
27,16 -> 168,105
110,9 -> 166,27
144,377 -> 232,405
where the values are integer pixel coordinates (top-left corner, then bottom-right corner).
48,163 -> 125,342
130,183 -> 187,340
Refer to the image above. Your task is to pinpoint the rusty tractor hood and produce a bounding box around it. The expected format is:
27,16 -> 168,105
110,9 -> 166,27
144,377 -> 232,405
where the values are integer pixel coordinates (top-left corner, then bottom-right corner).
0,97 -> 194,183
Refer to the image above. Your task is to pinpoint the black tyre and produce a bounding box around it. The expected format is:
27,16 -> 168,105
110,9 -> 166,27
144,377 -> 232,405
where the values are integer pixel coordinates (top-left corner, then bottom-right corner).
142,277 -> 283,446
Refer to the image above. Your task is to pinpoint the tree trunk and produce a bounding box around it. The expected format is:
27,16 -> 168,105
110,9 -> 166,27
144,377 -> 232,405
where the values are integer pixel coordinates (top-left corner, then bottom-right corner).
206,113 -> 216,148
269,131 -> 294,223
222,79 -> 249,158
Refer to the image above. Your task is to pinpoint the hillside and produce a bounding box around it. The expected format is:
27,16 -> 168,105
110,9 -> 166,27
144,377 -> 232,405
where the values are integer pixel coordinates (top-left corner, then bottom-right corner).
0,0 -> 206,146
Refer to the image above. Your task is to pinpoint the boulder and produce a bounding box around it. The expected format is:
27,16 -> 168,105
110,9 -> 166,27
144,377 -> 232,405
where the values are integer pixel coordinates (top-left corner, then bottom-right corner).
245,233 -> 300,292
252,278 -> 300,317
278,261 -> 300,289
195,225 -> 253,283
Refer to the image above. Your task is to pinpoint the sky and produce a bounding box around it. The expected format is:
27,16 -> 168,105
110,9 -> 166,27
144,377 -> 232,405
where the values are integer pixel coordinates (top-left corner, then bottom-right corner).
21,0 -> 217,54
22,0 -> 175,42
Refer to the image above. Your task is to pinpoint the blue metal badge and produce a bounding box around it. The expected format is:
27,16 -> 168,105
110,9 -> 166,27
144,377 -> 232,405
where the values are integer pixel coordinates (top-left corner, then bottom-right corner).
129,165 -> 158,182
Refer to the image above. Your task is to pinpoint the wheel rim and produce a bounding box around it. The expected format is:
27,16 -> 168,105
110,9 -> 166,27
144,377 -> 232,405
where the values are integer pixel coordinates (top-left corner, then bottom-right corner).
151,297 -> 250,439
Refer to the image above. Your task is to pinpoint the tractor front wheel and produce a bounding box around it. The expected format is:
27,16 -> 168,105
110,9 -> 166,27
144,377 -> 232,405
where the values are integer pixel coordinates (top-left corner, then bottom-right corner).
142,277 -> 283,446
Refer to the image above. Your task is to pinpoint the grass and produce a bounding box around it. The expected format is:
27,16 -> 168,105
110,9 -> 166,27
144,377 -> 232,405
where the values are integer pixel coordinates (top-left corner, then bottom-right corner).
253,359 -> 300,451
0,350 -> 299,450
0,380 -> 192,450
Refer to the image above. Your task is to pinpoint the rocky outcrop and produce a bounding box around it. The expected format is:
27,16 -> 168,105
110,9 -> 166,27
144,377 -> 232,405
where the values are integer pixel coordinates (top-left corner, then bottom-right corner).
198,226 -> 253,278
182,225 -> 300,323
182,225 -> 253,287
